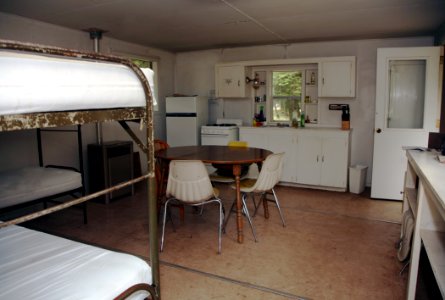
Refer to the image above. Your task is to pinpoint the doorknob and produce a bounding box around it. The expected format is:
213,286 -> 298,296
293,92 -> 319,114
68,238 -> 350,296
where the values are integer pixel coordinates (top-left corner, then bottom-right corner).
376,128 -> 382,133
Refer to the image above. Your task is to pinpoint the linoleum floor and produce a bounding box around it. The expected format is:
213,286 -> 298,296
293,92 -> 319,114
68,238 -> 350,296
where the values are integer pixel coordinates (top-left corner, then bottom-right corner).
25,184 -> 407,299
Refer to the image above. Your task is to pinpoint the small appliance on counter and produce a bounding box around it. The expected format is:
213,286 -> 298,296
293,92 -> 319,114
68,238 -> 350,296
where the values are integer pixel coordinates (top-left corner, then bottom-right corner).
328,103 -> 350,130
201,118 -> 243,146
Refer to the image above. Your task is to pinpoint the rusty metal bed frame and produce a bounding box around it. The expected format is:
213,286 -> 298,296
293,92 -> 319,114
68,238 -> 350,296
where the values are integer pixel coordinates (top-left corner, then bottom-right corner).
0,40 -> 160,300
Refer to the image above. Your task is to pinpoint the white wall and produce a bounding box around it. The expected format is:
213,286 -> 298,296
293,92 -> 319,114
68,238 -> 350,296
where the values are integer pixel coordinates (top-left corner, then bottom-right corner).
0,13 -> 175,185
174,37 -> 435,185
0,11 -> 438,188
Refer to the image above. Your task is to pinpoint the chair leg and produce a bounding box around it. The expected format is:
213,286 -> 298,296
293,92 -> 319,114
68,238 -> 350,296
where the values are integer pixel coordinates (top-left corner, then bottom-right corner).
252,193 -> 259,217
160,198 -> 171,252
271,188 -> 286,227
217,200 -> 223,254
179,205 -> 185,223
253,193 -> 267,218
242,194 -> 258,242
222,198 -> 236,233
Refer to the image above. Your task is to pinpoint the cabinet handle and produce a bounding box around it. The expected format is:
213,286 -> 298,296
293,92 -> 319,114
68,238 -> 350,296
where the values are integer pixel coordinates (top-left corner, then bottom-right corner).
238,80 -> 240,86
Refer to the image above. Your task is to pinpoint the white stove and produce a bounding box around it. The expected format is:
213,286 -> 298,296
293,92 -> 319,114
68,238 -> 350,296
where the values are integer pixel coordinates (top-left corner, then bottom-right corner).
201,118 -> 242,146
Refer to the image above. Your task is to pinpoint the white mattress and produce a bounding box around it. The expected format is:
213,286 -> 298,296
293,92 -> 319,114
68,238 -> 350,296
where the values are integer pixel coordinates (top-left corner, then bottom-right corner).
0,167 -> 82,209
0,50 -> 156,115
0,224 -> 152,299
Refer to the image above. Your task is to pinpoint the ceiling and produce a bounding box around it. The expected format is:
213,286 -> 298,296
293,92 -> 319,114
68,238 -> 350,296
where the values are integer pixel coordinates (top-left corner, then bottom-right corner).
1,0 -> 444,52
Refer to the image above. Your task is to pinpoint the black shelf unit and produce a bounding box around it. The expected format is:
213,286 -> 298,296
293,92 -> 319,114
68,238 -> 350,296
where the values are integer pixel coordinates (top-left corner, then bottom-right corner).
88,141 -> 134,204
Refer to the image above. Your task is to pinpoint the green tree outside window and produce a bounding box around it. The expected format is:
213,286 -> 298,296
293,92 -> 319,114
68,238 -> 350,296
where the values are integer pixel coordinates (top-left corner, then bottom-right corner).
272,71 -> 302,122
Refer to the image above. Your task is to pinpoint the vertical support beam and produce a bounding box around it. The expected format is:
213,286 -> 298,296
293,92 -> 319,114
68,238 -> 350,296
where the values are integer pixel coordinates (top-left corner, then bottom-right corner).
37,128 -> 43,167
440,49 -> 445,133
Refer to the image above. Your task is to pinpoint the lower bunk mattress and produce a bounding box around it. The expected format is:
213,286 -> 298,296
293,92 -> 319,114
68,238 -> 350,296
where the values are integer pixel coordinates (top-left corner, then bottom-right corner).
0,224 -> 152,299
0,166 -> 82,209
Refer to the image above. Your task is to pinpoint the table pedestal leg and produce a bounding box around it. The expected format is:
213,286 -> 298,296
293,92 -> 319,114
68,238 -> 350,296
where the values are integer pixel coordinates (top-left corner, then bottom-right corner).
233,164 -> 243,243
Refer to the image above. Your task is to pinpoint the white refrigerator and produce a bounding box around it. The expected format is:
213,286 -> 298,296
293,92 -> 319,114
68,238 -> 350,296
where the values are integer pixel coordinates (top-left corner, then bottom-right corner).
166,96 -> 208,147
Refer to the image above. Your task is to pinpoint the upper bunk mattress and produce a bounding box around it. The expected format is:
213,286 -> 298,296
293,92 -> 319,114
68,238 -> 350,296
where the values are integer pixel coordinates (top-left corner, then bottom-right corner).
0,224 -> 152,299
0,50 -> 155,115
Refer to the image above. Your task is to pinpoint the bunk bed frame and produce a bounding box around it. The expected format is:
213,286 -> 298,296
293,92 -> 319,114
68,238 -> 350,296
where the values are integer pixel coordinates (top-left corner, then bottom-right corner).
0,40 -> 160,299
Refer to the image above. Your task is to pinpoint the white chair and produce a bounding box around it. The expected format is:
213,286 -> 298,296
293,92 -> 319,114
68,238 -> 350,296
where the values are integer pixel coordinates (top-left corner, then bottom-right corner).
161,160 -> 224,254
224,152 -> 286,241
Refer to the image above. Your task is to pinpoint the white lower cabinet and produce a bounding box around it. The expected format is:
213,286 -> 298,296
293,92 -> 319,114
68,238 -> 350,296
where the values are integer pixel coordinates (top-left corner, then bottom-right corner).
296,131 -> 350,189
240,127 -> 350,191
240,127 -> 296,182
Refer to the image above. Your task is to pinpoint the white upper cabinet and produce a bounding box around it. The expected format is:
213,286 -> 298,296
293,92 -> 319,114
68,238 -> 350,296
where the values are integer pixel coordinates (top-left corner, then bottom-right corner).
215,65 -> 248,98
318,57 -> 356,98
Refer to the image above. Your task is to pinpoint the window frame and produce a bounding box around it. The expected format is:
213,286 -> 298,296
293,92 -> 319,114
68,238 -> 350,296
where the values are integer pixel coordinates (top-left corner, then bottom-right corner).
110,51 -> 159,111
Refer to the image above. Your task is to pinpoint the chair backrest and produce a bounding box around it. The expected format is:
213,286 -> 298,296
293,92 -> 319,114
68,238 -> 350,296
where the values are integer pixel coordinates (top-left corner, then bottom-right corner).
154,140 -> 170,199
228,140 -> 248,148
251,152 -> 284,192
166,160 -> 215,203
154,139 -> 169,154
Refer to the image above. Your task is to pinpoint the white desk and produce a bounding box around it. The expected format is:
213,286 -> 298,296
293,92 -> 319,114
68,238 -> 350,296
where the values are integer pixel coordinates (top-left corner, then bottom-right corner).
404,150 -> 445,299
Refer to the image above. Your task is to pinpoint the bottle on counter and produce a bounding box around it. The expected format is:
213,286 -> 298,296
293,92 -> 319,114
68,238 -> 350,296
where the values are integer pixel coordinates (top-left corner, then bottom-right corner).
258,106 -> 265,122
310,72 -> 316,85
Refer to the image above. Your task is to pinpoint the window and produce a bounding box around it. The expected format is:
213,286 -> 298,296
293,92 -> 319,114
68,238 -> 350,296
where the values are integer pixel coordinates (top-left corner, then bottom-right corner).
271,71 -> 302,122
130,58 -> 158,111
252,64 -> 316,125
131,58 -> 153,69
111,51 -> 159,111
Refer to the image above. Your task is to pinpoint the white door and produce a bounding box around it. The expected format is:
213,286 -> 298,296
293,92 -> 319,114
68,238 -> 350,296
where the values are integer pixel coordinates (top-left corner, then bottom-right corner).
371,47 -> 440,200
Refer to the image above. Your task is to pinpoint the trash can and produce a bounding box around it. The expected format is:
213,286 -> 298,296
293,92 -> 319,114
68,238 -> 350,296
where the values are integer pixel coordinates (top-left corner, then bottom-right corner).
349,165 -> 368,194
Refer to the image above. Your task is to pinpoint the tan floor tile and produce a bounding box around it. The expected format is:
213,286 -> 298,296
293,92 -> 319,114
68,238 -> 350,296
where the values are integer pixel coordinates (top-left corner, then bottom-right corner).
23,184 -> 406,300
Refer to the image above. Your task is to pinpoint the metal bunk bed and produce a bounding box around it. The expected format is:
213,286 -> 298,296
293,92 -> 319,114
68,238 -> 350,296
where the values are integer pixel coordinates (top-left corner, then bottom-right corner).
0,40 -> 160,299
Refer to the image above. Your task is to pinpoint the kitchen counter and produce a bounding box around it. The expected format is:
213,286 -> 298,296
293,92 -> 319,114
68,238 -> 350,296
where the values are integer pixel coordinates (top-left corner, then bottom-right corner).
240,125 -> 349,131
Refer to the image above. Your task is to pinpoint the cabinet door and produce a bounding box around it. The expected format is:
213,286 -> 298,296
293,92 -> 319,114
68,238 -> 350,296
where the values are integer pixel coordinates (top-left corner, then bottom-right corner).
240,129 -> 267,148
296,135 -> 322,185
240,129 -> 268,179
215,65 -> 246,98
320,137 -> 348,188
319,58 -> 355,97
267,132 -> 296,182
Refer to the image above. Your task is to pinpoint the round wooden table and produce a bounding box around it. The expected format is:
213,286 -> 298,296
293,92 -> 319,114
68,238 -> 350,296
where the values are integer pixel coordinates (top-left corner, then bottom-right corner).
156,145 -> 272,243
